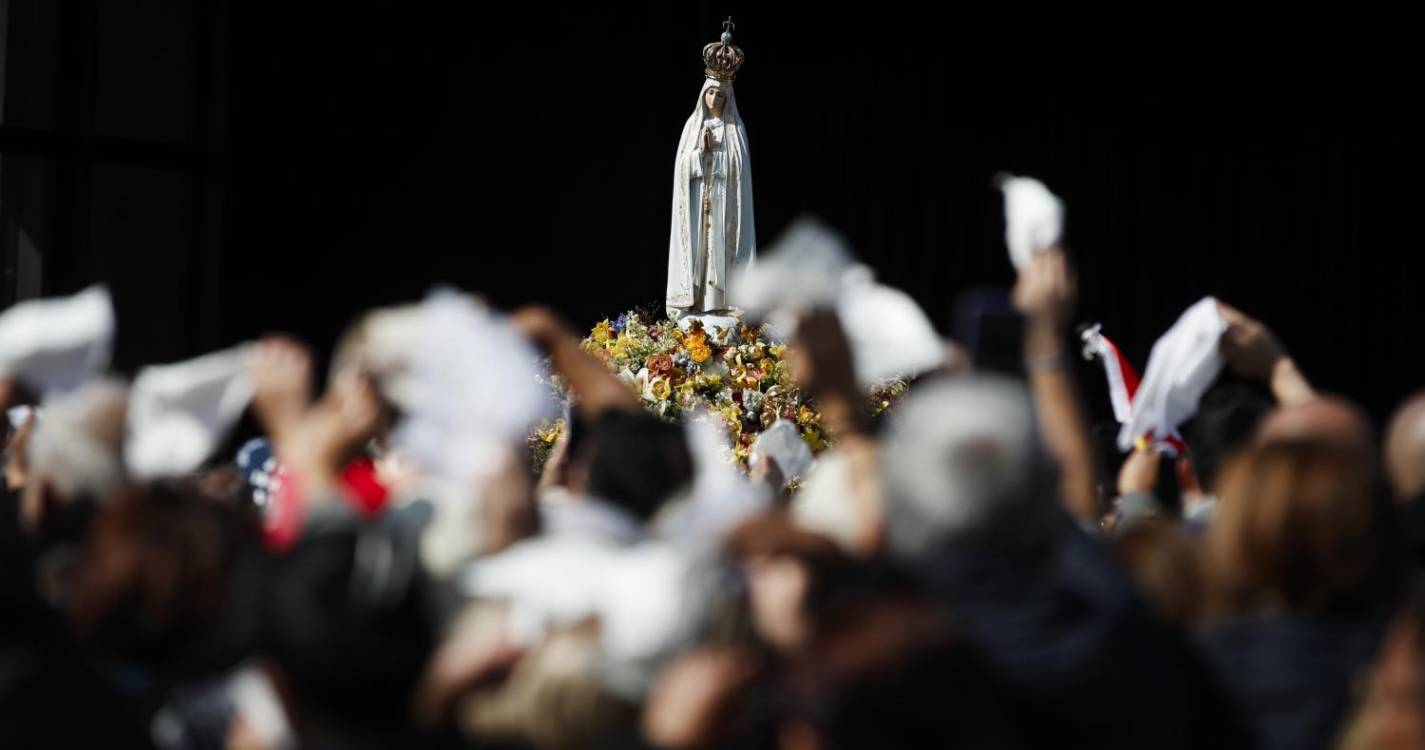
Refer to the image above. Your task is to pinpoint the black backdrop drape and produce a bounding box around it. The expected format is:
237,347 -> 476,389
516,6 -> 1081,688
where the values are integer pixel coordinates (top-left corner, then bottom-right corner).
208,4 -> 1421,422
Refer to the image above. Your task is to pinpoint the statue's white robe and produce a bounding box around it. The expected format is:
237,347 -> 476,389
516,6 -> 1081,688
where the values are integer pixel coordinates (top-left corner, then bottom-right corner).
667,79 -> 755,316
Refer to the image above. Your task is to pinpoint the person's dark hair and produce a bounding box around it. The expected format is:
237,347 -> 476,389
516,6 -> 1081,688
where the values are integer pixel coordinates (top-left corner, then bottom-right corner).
263,512 -> 436,731
782,595 -> 1023,750
582,409 -> 694,520
69,480 -> 264,675
1180,377 -> 1274,491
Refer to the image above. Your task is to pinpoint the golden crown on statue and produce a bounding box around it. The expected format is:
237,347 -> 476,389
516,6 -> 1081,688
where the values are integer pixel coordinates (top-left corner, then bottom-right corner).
702,17 -> 744,82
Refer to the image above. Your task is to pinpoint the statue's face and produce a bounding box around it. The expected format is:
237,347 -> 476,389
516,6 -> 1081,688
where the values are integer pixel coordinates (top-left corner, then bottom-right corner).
704,87 -> 726,117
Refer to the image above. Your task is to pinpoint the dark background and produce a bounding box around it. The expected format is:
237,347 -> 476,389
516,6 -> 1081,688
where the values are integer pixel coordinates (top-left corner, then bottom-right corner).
1,1 -> 1420,423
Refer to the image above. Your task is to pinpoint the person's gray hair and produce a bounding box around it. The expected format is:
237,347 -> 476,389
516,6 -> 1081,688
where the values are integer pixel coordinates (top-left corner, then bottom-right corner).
882,375 -> 1059,558
26,378 -> 129,503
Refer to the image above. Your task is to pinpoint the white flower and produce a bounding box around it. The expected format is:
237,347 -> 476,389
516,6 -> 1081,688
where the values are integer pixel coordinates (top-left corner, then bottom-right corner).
628,367 -> 656,402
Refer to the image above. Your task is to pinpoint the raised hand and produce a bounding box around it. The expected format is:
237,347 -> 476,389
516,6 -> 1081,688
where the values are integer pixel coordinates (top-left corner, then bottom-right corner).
1216,301 -> 1286,381
1216,300 -> 1314,406
1012,248 -> 1076,335
250,337 -> 314,446
251,337 -> 385,495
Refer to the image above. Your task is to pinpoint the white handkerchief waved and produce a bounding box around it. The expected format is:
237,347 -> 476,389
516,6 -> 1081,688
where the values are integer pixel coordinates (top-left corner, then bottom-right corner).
125,343 -> 256,479
395,289 -> 550,485
736,217 -> 853,320
0,285 -> 114,393
751,418 -> 814,480
736,220 -> 945,385
1117,297 -> 1227,451
654,416 -> 770,544
837,265 -> 946,386
997,174 -> 1064,271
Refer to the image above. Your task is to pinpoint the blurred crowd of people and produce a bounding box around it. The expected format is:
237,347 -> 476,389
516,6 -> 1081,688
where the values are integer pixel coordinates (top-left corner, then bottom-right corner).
3,242 -> 1424,750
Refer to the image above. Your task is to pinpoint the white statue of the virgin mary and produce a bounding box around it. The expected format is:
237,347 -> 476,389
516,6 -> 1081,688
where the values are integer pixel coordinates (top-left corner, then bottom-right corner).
666,22 -> 755,319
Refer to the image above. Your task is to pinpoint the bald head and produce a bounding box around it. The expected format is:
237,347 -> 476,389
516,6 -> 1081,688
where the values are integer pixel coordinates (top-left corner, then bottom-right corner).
1256,395 -> 1374,462
1386,392 -> 1425,501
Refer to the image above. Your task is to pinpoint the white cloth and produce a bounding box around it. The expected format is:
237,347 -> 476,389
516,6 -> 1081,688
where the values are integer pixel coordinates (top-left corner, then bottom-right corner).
750,418 -> 814,480
667,79 -> 756,314
463,535 -> 713,699
789,450 -> 862,551
540,489 -> 646,547
1117,297 -> 1228,451
739,219 -> 946,385
1080,324 -> 1136,424
7,405 -> 36,431
124,344 -> 256,479
837,265 -> 946,385
0,285 -> 113,393
395,289 -> 551,486
997,174 -> 1064,271
465,420 -> 748,699
737,217 -> 850,320
652,416 -> 769,544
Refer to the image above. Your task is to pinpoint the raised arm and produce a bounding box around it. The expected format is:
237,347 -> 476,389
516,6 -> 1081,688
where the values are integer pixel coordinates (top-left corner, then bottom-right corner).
508,306 -> 641,418
1216,300 -> 1316,407
1013,250 -> 1099,522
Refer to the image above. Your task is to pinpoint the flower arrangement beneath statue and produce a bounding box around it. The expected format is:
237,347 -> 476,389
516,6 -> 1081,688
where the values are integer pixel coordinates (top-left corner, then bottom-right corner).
527,310 -> 909,474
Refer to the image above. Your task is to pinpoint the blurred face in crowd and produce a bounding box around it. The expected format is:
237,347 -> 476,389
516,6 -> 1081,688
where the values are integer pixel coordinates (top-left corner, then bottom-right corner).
728,517 -> 846,653
1386,392 -> 1425,501
745,554 -> 812,652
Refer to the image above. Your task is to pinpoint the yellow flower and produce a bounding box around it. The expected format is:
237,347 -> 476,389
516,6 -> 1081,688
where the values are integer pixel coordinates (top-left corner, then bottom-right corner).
801,427 -> 828,451
757,358 -> 775,374
592,320 -> 614,342
610,332 -> 640,359
689,344 -> 712,363
651,378 -> 672,401
720,405 -> 743,434
769,344 -> 787,359
797,405 -> 819,426
731,364 -> 760,389
537,420 -> 565,444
